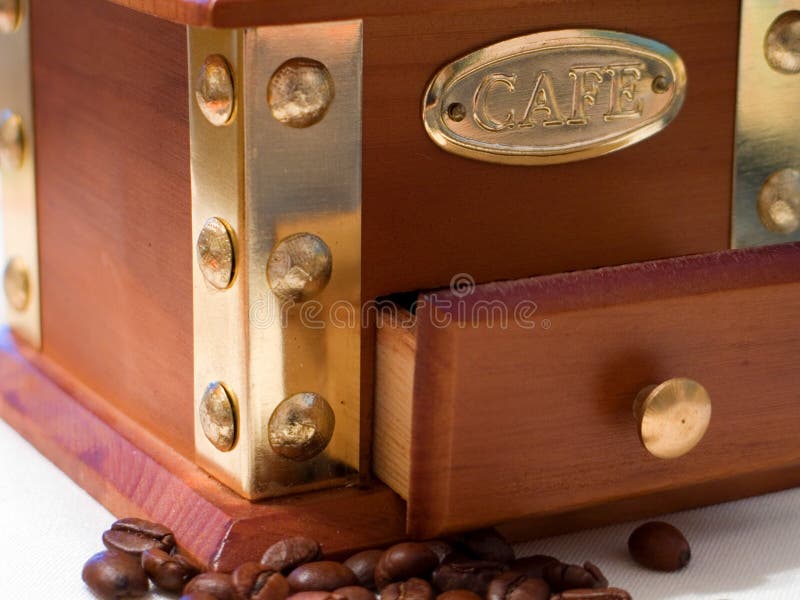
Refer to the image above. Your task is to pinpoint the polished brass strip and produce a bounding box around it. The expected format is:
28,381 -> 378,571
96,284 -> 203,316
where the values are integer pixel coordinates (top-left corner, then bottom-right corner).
188,22 -> 362,498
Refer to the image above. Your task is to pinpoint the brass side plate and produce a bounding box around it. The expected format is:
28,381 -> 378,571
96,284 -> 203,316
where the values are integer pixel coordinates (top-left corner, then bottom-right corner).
732,1 -> 800,247
423,29 -> 687,165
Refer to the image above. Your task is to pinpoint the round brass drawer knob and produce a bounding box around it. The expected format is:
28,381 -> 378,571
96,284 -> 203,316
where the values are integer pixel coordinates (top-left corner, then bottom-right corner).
633,377 -> 711,459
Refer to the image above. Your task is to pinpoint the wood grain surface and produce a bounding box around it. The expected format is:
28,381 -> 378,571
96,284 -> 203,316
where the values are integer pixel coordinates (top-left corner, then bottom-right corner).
0,328 -> 406,570
374,244 -> 800,537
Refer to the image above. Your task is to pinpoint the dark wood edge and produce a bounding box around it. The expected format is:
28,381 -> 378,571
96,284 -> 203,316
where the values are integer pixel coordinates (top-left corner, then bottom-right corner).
0,328 -> 406,570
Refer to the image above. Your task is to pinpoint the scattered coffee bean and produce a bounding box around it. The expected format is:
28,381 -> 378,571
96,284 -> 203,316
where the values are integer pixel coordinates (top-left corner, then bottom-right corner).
508,556 -> 560,579
233,561 -> 290,600
380,578 -> 434,600
628,521 -> 691,572
582,562 -> 608,588
451,529 -> 515,563
550,589 -> 633,600
287,561 -> 358,591
431,560 -> 508,596
424,540 -> 457,564
180,593 -> 220,600
287,593 -> 343,600
141,548 -> 201,592
343,549 -> 383,588
102,518 -> 175,556
437,591 -> 484,600
82,550 -> 149,599
374,543 -> 439,588
333,585 -> 376,600
183,572 -> 237,600
544,561 -> 607,592
262,537 -> 322,573
487,572 -> 550,600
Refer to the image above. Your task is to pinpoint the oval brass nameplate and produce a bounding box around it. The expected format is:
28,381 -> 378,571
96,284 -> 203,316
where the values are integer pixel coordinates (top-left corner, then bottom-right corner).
422,30 -> 687,165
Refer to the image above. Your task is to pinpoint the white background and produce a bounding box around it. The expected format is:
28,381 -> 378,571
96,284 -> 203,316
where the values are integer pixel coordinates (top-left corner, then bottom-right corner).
1,418 -> 799,599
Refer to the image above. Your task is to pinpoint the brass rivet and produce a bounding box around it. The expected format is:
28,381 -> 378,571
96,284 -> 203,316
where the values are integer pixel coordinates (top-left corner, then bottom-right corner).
266,232 -> 332,302
267,58 -> 334,128
651,75 -> 670,94
0,0 -> 20,34
633,377 -> 712,460
765,11 -> 800,74
446,102 -> 466,122
195,54 -> 235,127
758,168 -> 800,234
3,256 -> 29,312
0,109 -> 24,170
199,382 -> 237,452
196,217 -> 236,290
268,392 -> 335,461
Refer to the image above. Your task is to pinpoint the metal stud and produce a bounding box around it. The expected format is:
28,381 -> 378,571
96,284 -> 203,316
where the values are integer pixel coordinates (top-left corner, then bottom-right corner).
0,0 -> 20,34
3,256 -> 29,312
199,382 -> 237,452
764,10 -> 800,74
0,109 -> 24,170
195,54 -> 235,127
758,168 -> 800,234
267,58 -> 335,128
266,232 -> 332,302
268,392 -> 335,461
196,217 -> 236,289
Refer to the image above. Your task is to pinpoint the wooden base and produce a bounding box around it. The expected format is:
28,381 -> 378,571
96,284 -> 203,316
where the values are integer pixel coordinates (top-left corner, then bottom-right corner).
0,328 -> 406,571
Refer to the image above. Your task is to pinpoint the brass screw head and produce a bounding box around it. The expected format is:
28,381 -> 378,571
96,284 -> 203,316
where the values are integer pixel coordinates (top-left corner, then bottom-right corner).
651,75 -> 671,94
266,232 -> 332,303
195,54 -> 235,127
267,58 -> 335,128
0,109 -> 24,171
765,10 -> 800,74
3,256 -> 29,312
268,392 -> 335,461
196,217 -> 236,290
634,377 -> 712,460
199,381 -> 237,452
758,168 -> 800,234
0,0 -> 20,34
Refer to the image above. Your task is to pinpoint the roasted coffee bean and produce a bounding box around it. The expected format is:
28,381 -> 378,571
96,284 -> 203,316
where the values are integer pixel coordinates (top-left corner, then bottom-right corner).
424,540 -> 457,564
333,585 -> 375,600
509,556 -> 560,579
582,562 -> 608,588
628,521 -> 691,572
437,591 -> 483,600
183,572 -> 238,600
180,593 -> 220,600
380,578 -> 434,600
233,561 -> 290,600
431,560 -> 508,596
343,549 -> 383,588
141,548 -> 201,592
287,592 -> 344,600
102,517 -> 175,556
451,529 -> 515,563
550,589 -> 632,600
287,561 -> 358,591
374,543 -> 439,588
486,572 -> 549,600
544,562 -> 606,592
262,537 -> 322,573
82,550 -> 149,599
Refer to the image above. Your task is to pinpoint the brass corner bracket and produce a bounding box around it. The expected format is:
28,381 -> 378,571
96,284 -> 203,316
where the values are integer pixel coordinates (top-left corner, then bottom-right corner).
188,22 -> 363,498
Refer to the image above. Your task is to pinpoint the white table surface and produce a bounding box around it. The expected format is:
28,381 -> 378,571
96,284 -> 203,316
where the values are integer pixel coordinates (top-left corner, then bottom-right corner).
1,417 -> 799,599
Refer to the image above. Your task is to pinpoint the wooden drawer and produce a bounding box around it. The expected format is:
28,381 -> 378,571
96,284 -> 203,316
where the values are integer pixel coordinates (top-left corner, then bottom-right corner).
374,243 -> 800,537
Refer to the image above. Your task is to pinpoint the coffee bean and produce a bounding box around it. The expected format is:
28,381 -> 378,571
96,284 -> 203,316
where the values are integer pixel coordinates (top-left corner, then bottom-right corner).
544,562 -> 606,592
233,561 -> 290,600
550,589 -> 632,600
287,561 -> 358,591
451,529 -> 515,563
262,537 -> 322,573
374,543 -> 439,588
183,572 -> 237,600
82,550 -> 149,599
380,578 -> 434,600
509,556 -> 560,579
141,548 -> 201,592
628,521 -> 691,572
424,541 -> 457,564
343,549 -> 383,588
102,517 -> 175,556
333,585 -> 375,600
487,572 -> 550,600
582,562 -> 608,588
437,591 -> 483,600
180,593 -> 220,600
287,593 -> 343,600
431,560 -> 507,596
